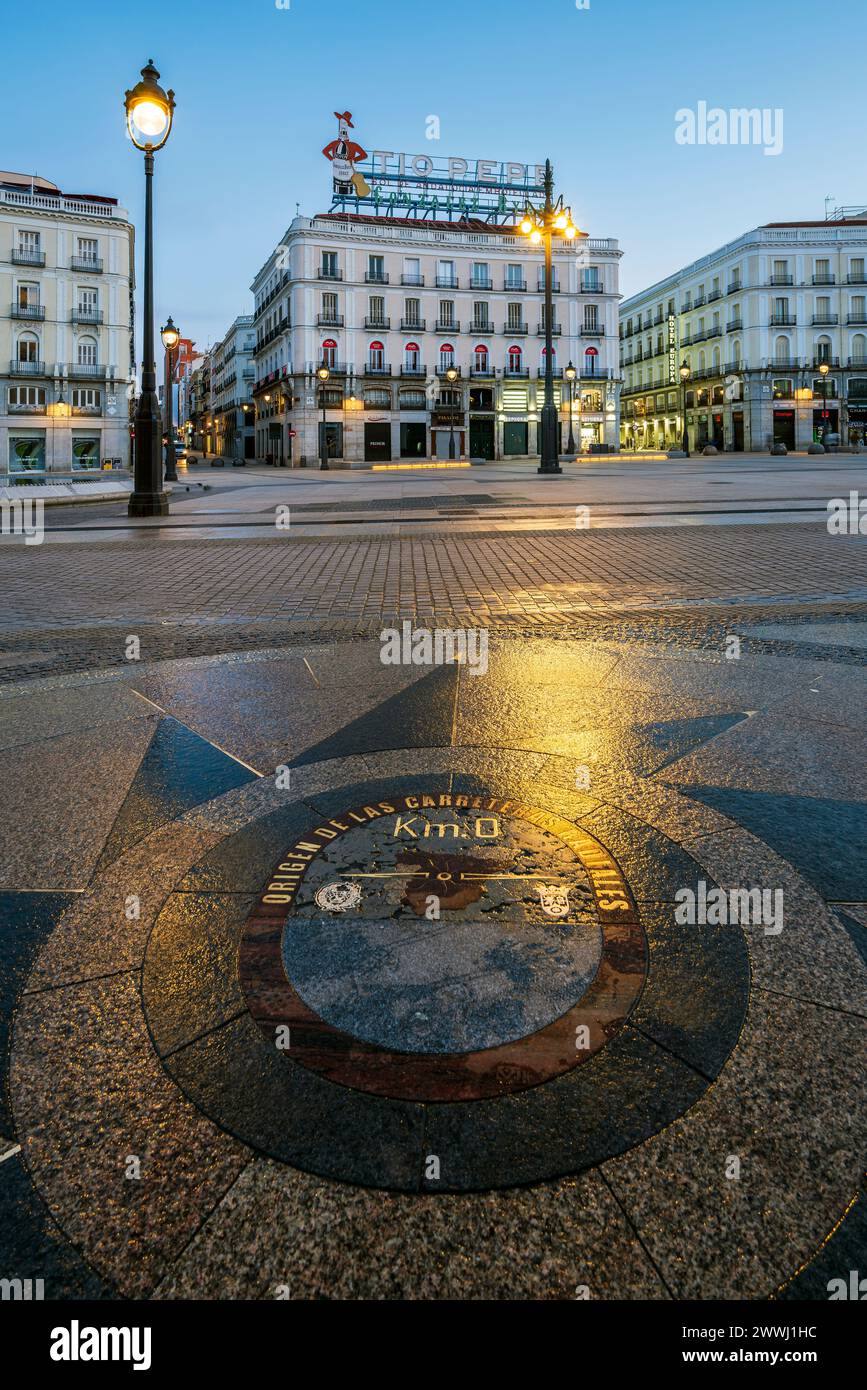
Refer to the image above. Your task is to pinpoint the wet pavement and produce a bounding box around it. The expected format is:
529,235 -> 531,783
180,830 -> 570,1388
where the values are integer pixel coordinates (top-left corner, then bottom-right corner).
0,464 -> 865,1300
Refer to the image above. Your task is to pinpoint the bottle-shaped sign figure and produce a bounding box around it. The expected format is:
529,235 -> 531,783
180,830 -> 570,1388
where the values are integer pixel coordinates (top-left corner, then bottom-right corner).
322,111 -> 370,198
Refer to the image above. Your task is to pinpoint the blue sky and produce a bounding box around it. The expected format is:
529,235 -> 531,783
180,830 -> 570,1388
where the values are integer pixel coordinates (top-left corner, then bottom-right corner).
4,0 -> 864,352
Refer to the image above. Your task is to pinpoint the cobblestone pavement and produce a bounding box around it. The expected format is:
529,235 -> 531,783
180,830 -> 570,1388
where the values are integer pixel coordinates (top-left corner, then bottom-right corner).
0,522 -> 865,674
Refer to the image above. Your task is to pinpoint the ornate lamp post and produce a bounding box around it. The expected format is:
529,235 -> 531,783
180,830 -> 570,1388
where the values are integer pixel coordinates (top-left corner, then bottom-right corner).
160,315 -> 180,481
317,364 -> 330,469
518,162 -> 580,474
445,364 -> 459,458
124,59 -> 175,517
679,360 -> 691,456
818,360 -> 830,443
564,360 -> 577,455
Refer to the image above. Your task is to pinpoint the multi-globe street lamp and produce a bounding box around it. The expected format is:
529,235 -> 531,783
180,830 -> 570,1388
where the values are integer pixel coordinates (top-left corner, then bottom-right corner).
445,364 -> 459,459
160,315 -> 180,481
124,59 -> 175,517
317,364 -> 330,470
518,161 -> 580,475
679,359 -> 691,456
564,360 -> 577,455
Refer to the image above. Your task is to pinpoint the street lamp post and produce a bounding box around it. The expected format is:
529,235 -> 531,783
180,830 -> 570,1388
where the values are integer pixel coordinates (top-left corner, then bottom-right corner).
161,315 -> 180,481
124,59 -> 175,517
445,364 -> 459,459
564,360 -> 577,455
818,361 -> 830,444
317,365 -> 330,469
679,360 -> 691,456
518,161 -> 580,475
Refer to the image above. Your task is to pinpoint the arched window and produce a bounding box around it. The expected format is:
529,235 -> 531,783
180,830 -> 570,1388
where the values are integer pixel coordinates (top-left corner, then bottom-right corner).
583,345 -> 598,377
472,344 -> 489,373
439,343 -> 455,370
541,345 -> 557,375
368,340 -> 385,370
732,339 -> 742,367
774,335 -> 790,365
404,342 -> 420,371
814,336 -> 832,364
17,333 -> 39,364
712,346 -> 721,371
698,350 -> 707,373
852,334 -> 867,365
77,335 -> 98,366
364,388 -> 390,408
507,345 -> 523,375
321,338 -> 337,368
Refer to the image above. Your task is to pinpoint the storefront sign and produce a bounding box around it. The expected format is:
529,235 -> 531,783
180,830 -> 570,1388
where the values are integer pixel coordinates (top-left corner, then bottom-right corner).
323,112 -> 544,224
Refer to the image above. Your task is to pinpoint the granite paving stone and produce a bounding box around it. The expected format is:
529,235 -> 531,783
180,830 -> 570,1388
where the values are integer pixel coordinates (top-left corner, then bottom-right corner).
142,892 -> 255,1055
25,823 -> 224,989
677,787 -> 867,903
0,681 -> 153,752
152,1158 -> 669,1301
9,973 -> 249,1298
602,992 -> 867,1299
167,1012 -> 425,1191
661,711 -> 867,802
0,1151 -> 115,1300
680,829 -> 867,1015
0,716 -> 158,890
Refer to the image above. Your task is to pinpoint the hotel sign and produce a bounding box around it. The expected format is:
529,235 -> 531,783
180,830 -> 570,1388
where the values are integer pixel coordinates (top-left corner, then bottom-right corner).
668,313 -> 679,385
323,112 -> 544,224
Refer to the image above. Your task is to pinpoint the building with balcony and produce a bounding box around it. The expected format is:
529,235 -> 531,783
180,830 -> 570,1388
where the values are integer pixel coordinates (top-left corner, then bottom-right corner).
0,171 -> 135,478
211,315 -> 256,462
251,212 -> 622,465
619,210 -> 867,452
185,353 -> 213,455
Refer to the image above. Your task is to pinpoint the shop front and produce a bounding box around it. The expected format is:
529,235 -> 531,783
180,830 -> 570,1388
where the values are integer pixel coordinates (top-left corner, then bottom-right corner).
432,410 -> 465,458
773,408 -> 796,449
812,407 -> 839,442
364,421 -> 391,462
469,417 -> 495,459
848,404 -> 867,445
8,432 -> 46,477
502,420 -> 529,455
400,422 -> 426,458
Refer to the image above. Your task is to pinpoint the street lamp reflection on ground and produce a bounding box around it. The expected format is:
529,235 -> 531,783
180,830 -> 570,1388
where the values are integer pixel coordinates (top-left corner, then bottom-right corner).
518,162 -> 581,475
679,360 -> 691,456
445,364 -> 459,459
124,59 -> 175,516
317,365 -> 330,470
160,315 -> 180,481
564,360 -> 577,455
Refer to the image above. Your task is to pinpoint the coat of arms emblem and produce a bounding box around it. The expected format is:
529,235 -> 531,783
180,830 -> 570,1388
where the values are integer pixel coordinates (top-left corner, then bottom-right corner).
536,883 -> 571,919
314,880 -> 362,913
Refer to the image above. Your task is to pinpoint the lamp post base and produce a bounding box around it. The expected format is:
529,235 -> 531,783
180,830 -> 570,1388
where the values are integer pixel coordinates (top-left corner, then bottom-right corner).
537,463 -> 563,474
128,490 -> 170,517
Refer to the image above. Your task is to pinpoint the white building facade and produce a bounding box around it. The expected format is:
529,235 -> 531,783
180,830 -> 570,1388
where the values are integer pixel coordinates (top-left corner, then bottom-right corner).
620,214 -> 867,452
212,315 -> 255,462
0,172 -> 134,479
251,213 -> 622,466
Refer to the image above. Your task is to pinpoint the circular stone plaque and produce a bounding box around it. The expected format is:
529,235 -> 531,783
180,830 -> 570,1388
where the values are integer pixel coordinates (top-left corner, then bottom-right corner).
239,792 -> 646,1101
